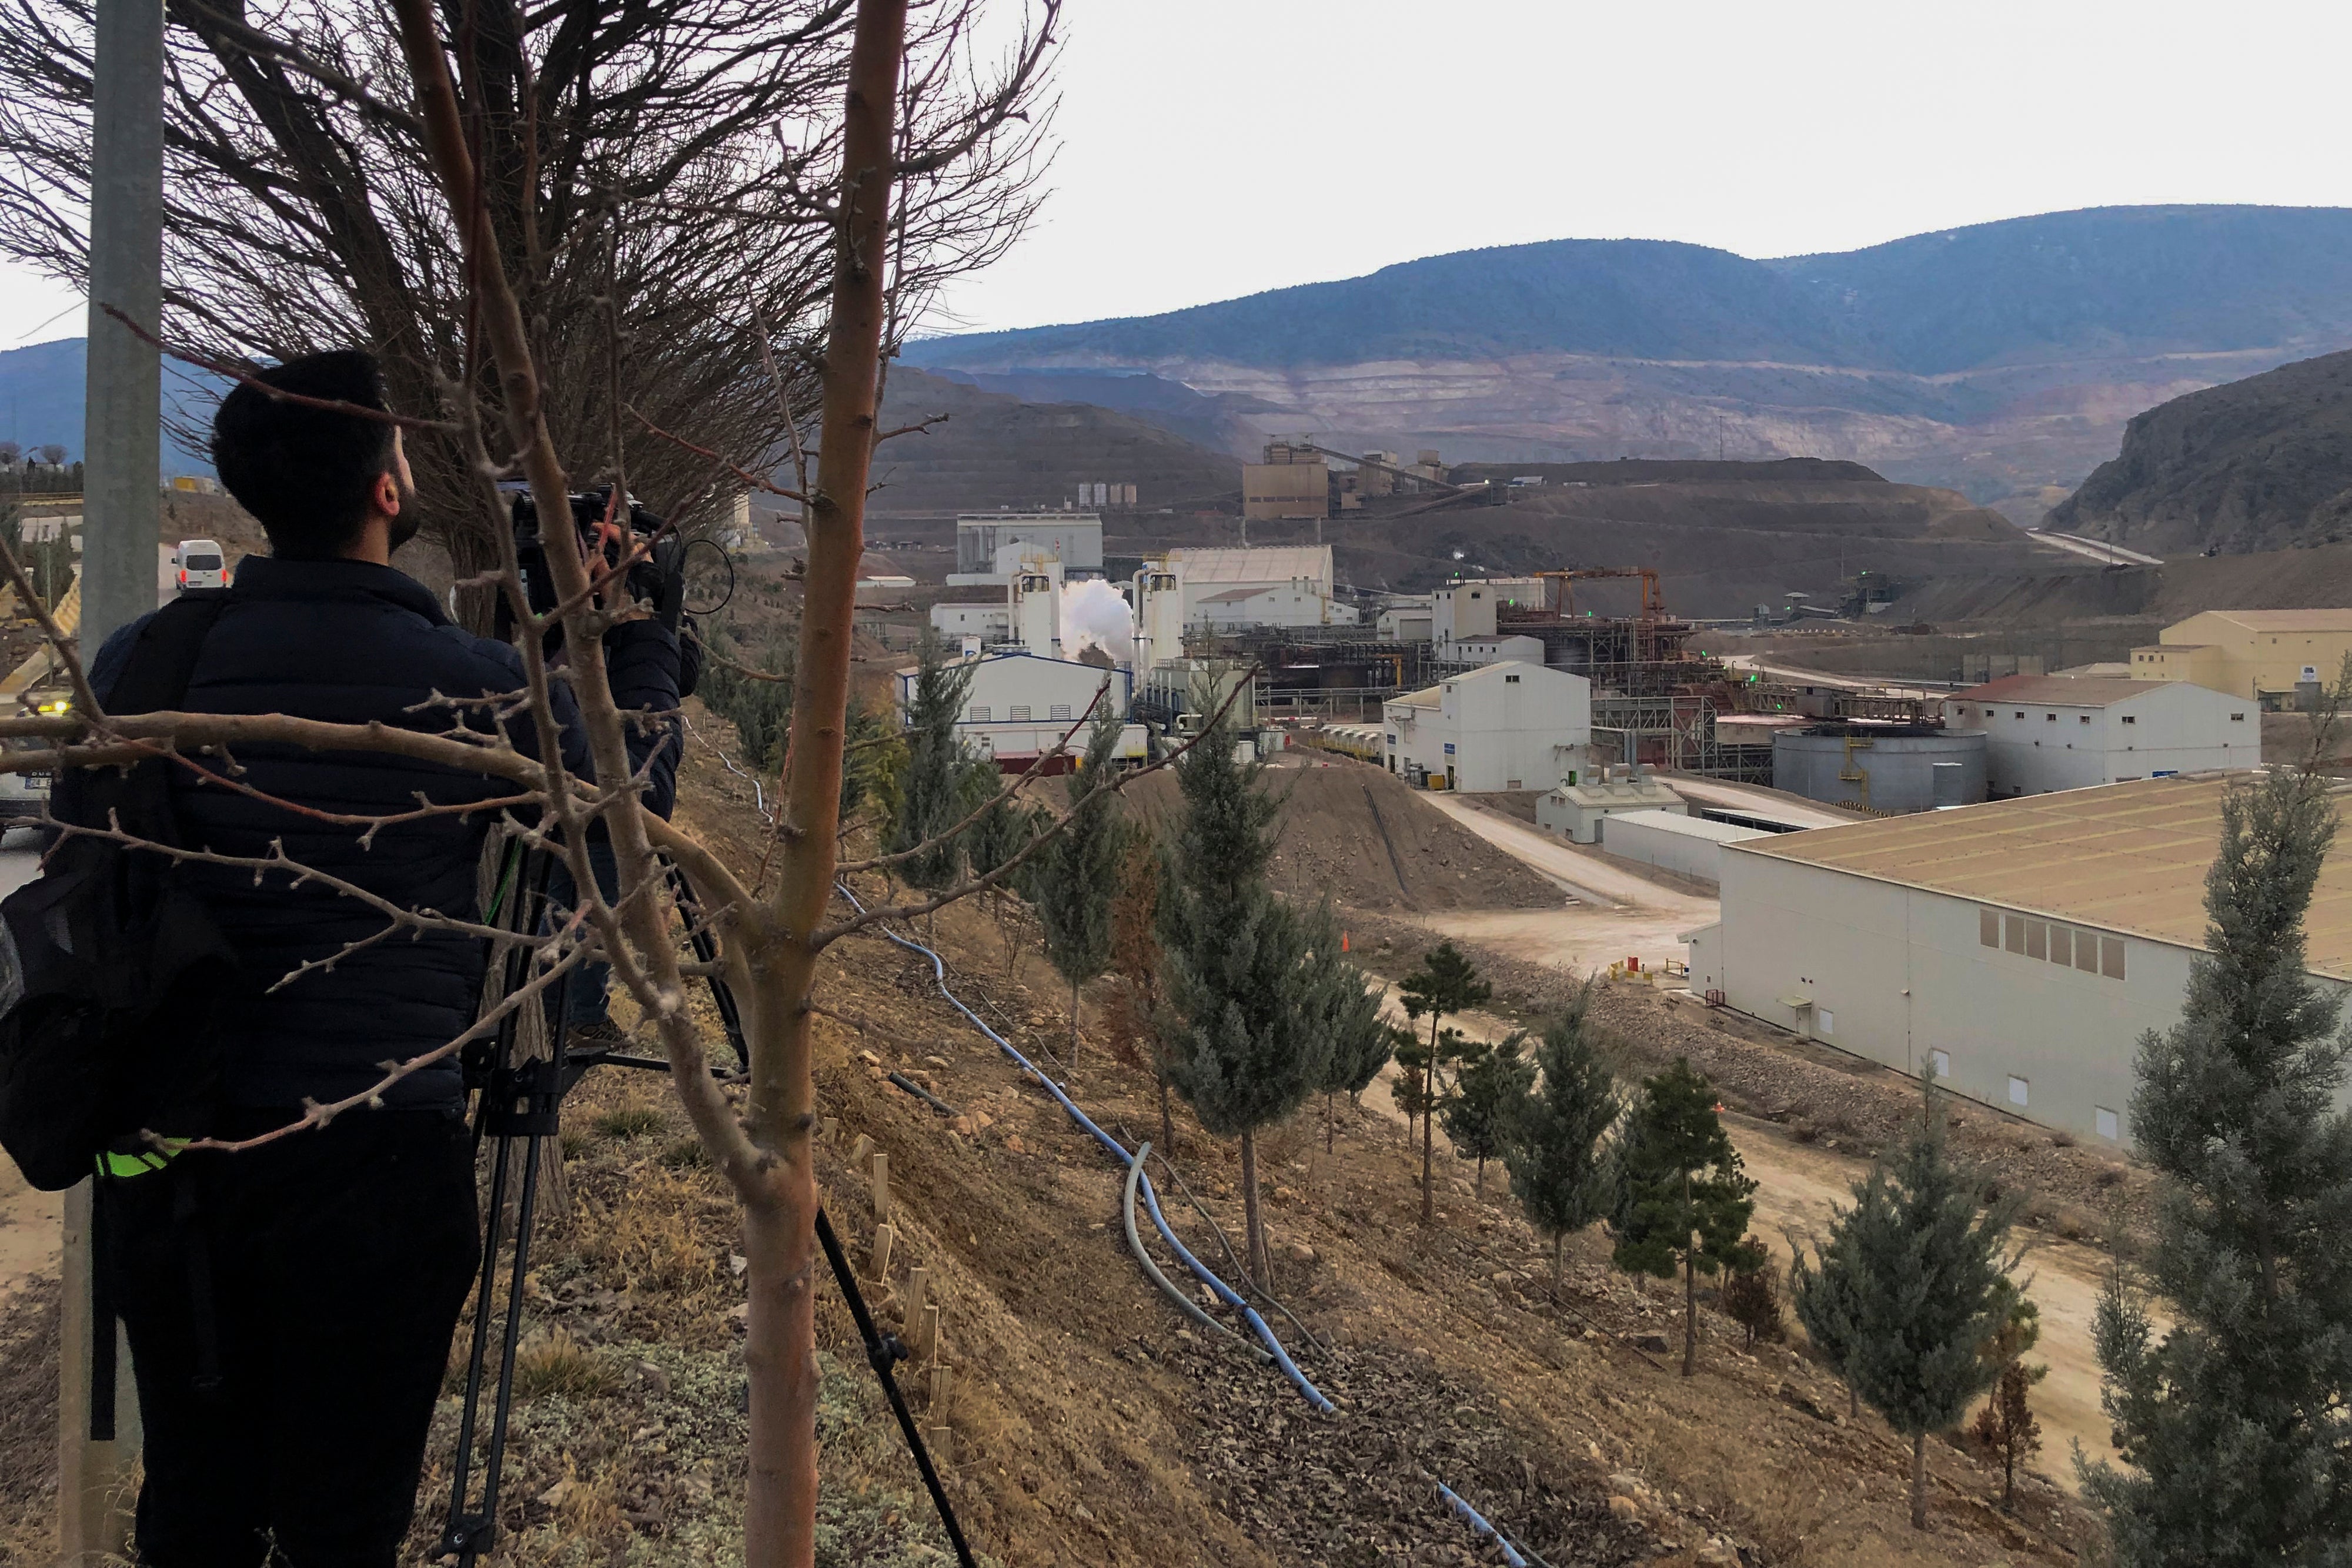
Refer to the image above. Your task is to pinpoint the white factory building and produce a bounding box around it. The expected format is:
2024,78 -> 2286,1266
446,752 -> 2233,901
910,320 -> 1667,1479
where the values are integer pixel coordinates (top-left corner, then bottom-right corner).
1683,775 -> 2352,1149
1941,674 -> 2257,798
893,650 -> 1145,771
1165,546 -> 1356,628
950,511 -> 1103,584
1383,660 -> 1592,792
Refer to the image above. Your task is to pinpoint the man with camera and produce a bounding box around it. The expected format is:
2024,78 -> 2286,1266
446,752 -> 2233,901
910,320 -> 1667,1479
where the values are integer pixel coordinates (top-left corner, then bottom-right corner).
86,350 -> 683,1567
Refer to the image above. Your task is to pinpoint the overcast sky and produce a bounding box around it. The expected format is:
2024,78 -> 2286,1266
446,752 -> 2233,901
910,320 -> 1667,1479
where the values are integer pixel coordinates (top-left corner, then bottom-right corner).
10,0 -> 2352,350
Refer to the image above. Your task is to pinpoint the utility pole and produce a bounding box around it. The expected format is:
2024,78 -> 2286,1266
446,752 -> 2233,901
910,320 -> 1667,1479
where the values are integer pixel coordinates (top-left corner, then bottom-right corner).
64,0 -> 166,1556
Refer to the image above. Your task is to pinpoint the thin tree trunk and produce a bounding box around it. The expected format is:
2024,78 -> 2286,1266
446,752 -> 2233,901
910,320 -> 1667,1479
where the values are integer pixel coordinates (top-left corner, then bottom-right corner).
1551,1230 -> 1563,1293
1682,1245 -> 1697,1378
1474,1154 -> 1485,1200
1849,1382 -> 1859,1420
1240,1127 -> 1268,1286
1069,972 -> 1080,1076
1909,1429 -> 1927,1529
1158,1072 -> 1175,1158
1420,1072 -> 1436,1223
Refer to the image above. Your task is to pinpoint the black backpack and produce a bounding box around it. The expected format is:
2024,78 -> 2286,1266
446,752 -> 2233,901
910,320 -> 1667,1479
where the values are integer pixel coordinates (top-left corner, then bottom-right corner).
0,594 -> 243,1190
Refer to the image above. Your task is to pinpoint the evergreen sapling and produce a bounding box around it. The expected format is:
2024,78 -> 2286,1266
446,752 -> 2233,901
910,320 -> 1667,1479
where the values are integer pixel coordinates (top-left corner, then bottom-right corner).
1030,713 -> 1125,1076
1612,1058 -> 1761,1377
1502,989 -> 1619,1290
1442,1031 -> 1535,1198
1400,941 -> 1491,1223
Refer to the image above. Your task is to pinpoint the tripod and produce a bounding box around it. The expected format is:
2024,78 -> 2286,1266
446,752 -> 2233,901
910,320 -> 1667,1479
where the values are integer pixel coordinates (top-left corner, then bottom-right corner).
436,842 -> 968,1566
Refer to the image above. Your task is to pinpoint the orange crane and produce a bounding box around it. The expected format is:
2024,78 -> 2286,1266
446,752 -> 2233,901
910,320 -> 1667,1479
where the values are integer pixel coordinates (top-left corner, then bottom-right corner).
1527,567 -> 1668,620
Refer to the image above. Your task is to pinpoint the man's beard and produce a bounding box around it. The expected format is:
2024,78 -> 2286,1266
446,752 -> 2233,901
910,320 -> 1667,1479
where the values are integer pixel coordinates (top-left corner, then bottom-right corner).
386,477 -> 422,551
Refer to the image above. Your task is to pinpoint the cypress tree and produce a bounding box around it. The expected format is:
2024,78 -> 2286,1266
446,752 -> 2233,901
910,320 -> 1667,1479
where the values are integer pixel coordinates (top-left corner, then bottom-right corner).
1503,989 -> 1620,1291
884,631 -> 980,894
1400,941 -> 1491,1223
1160,717 -> 1333,1285
2082,759 -> 2352,1564
1104,832 -> 1178,1154
1442,1031 -> 1535,1199
1030,714 -> 1126,1075
1309,947 -> 1393,1160
1612,1059 -> 1762,1378
1790,1078 -> 2018,1529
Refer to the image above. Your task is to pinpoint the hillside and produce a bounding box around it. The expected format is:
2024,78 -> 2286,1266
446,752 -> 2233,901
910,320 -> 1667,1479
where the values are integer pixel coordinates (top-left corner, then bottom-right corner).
867,367 -> 1241,520
905,206 -> 2352,516
2043,347 -> 2352,554
0,337 -> 222,473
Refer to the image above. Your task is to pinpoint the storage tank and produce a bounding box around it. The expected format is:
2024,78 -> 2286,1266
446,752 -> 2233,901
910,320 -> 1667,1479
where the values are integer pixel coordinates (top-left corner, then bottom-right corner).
1772,724 -> 1987,814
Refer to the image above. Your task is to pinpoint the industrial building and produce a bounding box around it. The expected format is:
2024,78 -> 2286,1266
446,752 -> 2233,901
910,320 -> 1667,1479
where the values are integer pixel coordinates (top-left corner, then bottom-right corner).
1773,723 -> 1987,814
1942,674 -> 2257,797
893,649 -> 1145,771
1684,774 -> 2352,1148
1537,769 -> 1685,841
1164,546 -> 1352,627
1241,440 -> 1328,521
1599,808 -> 1766,885
951,511 -> 1102,583
2132,609 -> 2352,706
1383,660 -> 1592,791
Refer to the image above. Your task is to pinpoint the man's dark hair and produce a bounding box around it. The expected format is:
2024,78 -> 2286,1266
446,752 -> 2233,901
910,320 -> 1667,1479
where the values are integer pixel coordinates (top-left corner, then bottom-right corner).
209,350 -> 398,558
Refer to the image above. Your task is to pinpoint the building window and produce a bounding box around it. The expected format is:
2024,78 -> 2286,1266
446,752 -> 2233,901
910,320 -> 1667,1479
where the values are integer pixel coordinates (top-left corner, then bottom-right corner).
2102,937 -> 2126,980
1816,1007 -> 1834,1037
2025,920 -> 2047,960
2046,713 -> 2057,723
1505,673 -> 1521,684
2004,914 -> 2026,954
2079,714 -> 2091,724
2008,1075 -> 2030,1107
1048,704 -> 1072,721
1506,779 -> 1522,790
2231,711 -> 2247,721
2049,927 -> 2072,966
2014,711 -> 2025,720
1980,909 -> 2000,947
1930,1049 -> 1951,1078
2075,931 -> 2100,974
2121,716 -> 2136,726
969,705 -> 991,721
1008,705 -> 1031,721
2096,1106 -> 2120,1140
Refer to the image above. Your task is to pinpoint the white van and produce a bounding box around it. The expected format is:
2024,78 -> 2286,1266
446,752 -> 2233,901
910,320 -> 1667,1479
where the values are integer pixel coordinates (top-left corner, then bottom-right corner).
176,539 -> 228,591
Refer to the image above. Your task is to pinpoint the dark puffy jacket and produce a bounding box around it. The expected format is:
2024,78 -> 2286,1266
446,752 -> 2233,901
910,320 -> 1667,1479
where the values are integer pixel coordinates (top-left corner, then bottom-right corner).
90,555 -> 680,1113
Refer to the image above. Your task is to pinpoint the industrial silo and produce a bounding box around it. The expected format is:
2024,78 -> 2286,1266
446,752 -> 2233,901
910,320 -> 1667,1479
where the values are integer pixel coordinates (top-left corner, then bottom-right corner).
1772,724 -> 1988,814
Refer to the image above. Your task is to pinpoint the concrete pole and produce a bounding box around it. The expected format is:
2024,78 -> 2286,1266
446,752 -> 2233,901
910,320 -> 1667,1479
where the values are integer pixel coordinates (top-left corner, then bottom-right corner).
82,0 -> 166,654
63,0 -> 167,1557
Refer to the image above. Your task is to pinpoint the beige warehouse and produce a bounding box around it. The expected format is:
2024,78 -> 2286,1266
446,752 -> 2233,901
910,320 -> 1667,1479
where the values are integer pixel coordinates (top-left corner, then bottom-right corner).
2133,607 -> 2352,706
1684,774 -> 2352,1148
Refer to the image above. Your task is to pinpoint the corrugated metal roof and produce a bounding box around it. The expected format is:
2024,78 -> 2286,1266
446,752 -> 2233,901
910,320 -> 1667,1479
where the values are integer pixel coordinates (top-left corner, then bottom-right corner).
1951,674 -> 2171,706
2183,609 -> 2352,633
1167,546 -> 1330,584
1735,774 -> 2352,975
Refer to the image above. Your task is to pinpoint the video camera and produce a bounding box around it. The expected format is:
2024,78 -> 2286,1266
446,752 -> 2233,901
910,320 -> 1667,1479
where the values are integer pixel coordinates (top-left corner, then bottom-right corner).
506,484 -> 688,637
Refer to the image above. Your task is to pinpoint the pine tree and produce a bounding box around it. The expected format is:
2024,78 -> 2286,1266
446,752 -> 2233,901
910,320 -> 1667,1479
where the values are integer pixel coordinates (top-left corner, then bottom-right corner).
884,631 -> 980,893
1503,991 -> 1620,1291
1400,941 -> 1491,1223
2082,757 -> 2352,1564
1104,832 -> 1177,1154
1030,714 -> 1126,1076
1790,1078 -> 2019,1530
1309,945 -> 1393,1160
1972,1358 -> 2044,1512
1612,1058 -> 1761,1378
1160,717 -> 1334,1285
1442,1031 -> 1535,1198
1720,1253 -> 1786,1349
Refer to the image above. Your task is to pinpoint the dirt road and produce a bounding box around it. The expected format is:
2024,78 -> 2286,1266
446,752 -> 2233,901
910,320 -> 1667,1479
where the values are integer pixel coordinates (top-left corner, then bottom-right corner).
1409,792 -> 1718,971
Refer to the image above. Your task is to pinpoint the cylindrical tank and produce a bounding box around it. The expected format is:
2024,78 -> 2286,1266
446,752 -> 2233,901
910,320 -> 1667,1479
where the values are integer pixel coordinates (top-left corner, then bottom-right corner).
1772,724 -> 1987,814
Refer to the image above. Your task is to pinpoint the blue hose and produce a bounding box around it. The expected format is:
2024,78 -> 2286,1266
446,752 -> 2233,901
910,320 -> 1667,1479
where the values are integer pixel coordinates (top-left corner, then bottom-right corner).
839,884 -> 1335,1414
1436,1480 -> 1531,1568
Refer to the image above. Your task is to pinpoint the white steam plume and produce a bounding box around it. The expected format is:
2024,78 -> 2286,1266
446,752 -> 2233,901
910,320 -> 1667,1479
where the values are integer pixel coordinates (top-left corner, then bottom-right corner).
1060,578 -> 1135,663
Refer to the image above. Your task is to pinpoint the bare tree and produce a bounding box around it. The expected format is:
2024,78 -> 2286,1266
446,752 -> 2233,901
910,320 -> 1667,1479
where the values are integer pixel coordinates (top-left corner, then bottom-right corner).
0,0 -> 1053,622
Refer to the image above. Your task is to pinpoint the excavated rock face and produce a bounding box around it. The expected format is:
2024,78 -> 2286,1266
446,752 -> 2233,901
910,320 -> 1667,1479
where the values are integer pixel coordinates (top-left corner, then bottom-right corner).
2047,347 -> 2352,556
